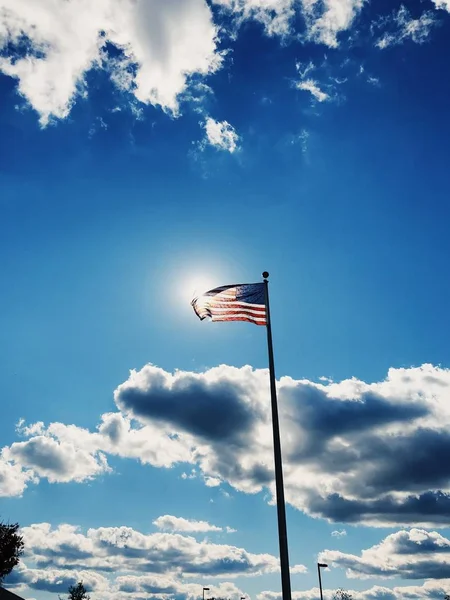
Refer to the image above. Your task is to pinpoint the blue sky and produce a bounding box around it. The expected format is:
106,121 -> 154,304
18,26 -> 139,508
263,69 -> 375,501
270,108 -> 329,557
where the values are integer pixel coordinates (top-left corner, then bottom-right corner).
2,1 -> 450,599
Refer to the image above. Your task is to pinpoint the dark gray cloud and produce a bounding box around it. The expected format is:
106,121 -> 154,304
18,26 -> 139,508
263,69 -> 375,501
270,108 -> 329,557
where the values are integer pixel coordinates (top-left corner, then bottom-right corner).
116,370 -> 259,443
5,564 -> 107,594
306,490 -> 450,526
284,383 -> 428,461
287,385 -> 426,442
354,430 -> 450,495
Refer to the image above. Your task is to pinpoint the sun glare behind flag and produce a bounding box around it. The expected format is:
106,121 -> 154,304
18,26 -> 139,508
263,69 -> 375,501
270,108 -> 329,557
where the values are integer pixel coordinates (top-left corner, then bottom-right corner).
191,282 -> 266,326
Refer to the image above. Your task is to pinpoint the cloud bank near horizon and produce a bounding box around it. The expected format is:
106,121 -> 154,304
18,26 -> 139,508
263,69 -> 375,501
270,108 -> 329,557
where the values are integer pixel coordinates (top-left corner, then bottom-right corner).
3,363 -> 450,528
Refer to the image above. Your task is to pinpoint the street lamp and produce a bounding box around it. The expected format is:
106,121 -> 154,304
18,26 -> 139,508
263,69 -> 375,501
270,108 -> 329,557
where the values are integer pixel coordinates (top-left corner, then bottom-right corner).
203,587 -> 210,600
317,563 -> 328,600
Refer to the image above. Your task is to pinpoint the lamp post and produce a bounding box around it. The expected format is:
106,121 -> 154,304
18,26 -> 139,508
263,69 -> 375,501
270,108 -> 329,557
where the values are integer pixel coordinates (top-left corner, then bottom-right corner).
203,588 -> 210,600
317,563 -> 328,600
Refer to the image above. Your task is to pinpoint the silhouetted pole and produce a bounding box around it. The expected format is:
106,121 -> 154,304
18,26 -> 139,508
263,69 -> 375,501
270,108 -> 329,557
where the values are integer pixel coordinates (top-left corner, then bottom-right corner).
317,563 -> 328,600
263,272 -> 292,600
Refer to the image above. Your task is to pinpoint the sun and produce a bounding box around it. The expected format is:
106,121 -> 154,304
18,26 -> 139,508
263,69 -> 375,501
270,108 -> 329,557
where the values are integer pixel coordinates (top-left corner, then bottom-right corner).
182,275 -> 218,303
164,256 -> 232,311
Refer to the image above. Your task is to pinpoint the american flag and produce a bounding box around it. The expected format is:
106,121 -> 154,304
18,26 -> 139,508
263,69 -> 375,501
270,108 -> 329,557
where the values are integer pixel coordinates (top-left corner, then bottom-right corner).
191,283 -> 267,326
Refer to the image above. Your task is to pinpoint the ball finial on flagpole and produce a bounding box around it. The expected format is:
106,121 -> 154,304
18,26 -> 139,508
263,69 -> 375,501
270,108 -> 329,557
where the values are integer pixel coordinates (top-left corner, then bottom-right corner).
262,271 -> 269,280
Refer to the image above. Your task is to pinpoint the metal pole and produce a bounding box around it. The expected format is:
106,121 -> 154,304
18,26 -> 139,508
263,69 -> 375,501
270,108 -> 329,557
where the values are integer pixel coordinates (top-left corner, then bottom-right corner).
318,564 -> 324,600
263,272 -> 292,600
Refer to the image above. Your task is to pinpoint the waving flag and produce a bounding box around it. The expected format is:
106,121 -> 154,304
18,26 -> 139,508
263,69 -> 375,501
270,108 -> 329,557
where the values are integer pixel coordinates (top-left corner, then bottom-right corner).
191,282 -> 266,326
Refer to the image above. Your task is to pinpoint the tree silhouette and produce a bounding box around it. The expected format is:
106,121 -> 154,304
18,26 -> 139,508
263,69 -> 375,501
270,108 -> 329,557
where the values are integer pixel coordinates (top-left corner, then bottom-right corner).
0,521 -> 24,584
333,589 -> 353,600
60,582 -> 90,600
443,594 -> 450,600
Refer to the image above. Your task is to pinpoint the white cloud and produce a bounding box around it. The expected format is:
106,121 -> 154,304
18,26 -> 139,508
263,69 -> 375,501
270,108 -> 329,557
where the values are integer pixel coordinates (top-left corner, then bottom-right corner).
0,455 -> 36,497
0,0 -> 439,131
432,0 -> 450,12
301,0 -> 365,47
331,529 -> 347,537
375,6 -> 437,49
205,476 -> 222,487
203,117 -> 240,152
297,80 -> 329,102
114,576 -> 244,600
321,528 -> 450,580
0,0 -> 221,125
7,562 -> 109,595
3,435 -> 110,483
96,411 -> 193,467
258,580 -> 450,600
0,0 -> 423,130
113,362 -> 450,527
8,363 -> 450,528
290,565 -> 308,574
17,522 -> 306,578
2,411 -> 194,491
181,469 -> 197,480
153,515 -> 224,533
7,561 -> 246,599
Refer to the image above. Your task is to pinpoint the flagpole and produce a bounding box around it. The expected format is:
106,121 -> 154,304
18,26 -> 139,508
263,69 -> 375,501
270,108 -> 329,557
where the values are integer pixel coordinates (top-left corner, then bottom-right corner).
263,271 -> 292,600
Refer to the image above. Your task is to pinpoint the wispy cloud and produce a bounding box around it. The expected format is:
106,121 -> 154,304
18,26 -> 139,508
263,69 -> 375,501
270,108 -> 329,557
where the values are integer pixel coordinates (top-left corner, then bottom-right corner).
212,0 -> 297,37
331,529 -> 347,538
203,117 -> 240,153
297,80 -> 330,102
301,0 -> 365,48
375,5 -> 438,49
295,61 -> 330,103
